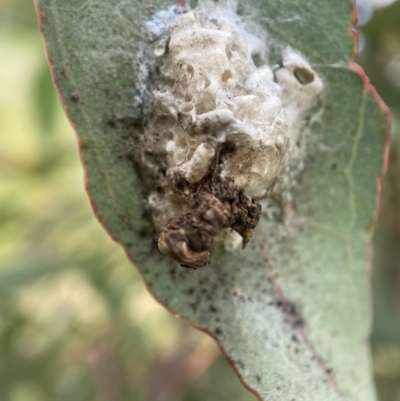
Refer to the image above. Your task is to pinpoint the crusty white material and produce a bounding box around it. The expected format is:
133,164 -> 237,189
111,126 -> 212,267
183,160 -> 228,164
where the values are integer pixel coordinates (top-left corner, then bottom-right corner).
139,6 -> 323,250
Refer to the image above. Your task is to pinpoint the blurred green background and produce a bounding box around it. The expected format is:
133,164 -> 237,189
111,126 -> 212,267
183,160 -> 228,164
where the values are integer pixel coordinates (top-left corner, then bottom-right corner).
0,0 -> 399,400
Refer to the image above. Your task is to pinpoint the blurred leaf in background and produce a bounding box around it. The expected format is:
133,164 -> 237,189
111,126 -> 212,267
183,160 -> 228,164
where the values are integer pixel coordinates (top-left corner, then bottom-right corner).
0,0 -> 400,400
358,0 -> 400,400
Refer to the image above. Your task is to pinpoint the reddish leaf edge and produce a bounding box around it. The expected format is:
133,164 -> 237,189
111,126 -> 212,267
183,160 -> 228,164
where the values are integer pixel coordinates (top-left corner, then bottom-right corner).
34,0 -> 392,399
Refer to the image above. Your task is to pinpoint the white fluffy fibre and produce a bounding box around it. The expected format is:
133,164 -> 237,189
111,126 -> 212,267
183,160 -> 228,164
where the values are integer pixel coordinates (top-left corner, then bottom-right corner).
138,5 -> 323,249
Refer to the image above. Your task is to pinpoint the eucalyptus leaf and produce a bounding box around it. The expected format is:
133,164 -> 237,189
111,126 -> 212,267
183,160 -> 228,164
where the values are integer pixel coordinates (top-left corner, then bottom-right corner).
35,0 -> 389,399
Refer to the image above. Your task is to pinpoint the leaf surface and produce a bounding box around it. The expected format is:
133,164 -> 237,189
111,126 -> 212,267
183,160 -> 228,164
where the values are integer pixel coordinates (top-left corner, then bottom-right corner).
35,0 -> 389,399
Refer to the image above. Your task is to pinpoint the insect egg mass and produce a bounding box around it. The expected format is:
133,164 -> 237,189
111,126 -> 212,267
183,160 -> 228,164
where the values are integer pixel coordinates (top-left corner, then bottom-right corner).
135,5 -> 323,268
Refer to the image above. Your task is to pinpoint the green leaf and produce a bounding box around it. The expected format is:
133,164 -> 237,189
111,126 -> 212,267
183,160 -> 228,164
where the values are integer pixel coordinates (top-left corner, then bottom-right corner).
35,0 -> 389,399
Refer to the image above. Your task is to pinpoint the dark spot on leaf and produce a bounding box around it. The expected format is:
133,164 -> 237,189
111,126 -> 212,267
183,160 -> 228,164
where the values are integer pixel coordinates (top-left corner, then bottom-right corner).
215,327 -> 222,335
106,119 -> 116,128
276,298 -> 303,327
70,91 -> 79,102
138,226 -> 152,238
59,68 -> 66,79
331,163 -> 337,170
209,305 -> 217,313
255,375 -> 262,383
